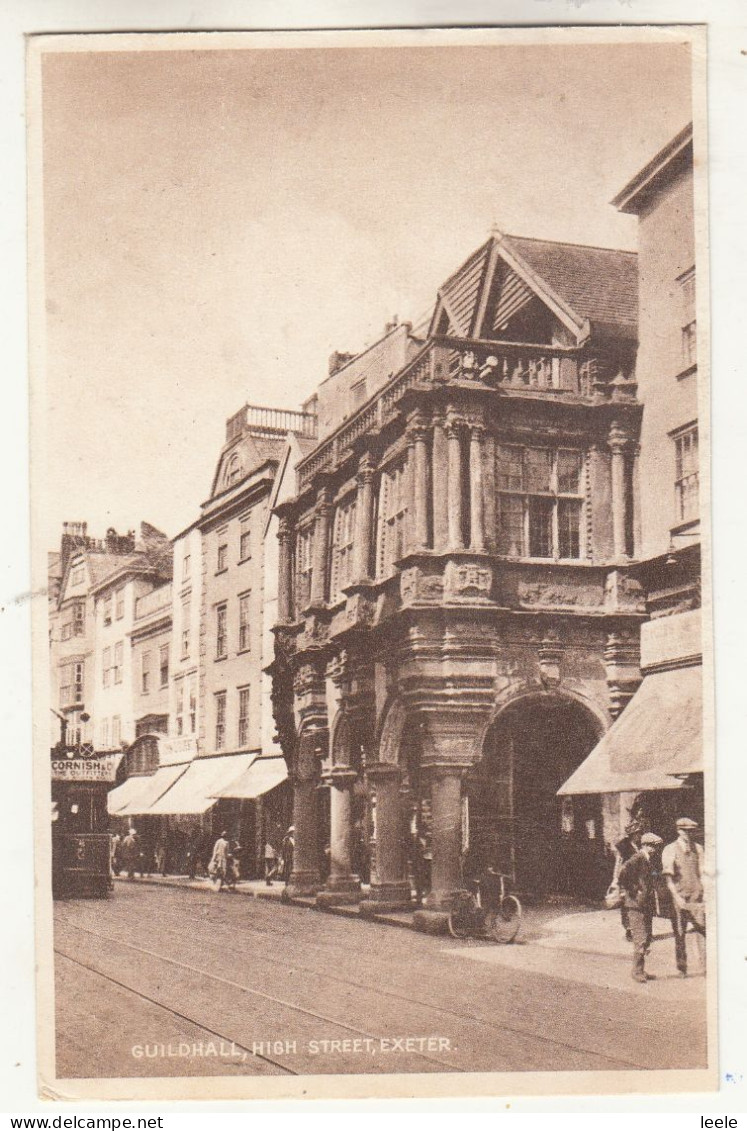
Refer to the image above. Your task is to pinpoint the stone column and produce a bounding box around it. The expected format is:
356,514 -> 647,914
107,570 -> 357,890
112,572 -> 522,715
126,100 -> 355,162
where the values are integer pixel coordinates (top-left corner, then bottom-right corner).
424,764 -> 467,910
360,762 -> 411,913
277,513 -> 295,623
608,422 -> 629,562
310,485 -> 332,605
469,424 -> 486,552
317,767 -> 361,906
410,416 -> 430,551
432,412 -> 449,552
287,729 -> 323,897
446,418 -> 464,551
354,455 -> 375,582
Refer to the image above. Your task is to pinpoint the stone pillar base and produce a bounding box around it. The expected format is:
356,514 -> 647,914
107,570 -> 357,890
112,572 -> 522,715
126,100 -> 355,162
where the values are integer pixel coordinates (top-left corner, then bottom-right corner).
423,888 -> 463,912
286,870 -> 321,898
359,898 -> 413,917
412,910 -> 450,935
316,883 -> 362,908
359,880 -> 412,916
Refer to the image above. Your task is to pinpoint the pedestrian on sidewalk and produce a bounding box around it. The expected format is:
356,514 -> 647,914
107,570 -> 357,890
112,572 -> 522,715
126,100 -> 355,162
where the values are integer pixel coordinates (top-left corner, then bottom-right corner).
264,840 -> 277,885
612,816 -> 647,941
618,832 -> 663,983
281,825 -> 295,886
208,831 -> 230,891
662,817 -> 706,977
121,827 -> 141,881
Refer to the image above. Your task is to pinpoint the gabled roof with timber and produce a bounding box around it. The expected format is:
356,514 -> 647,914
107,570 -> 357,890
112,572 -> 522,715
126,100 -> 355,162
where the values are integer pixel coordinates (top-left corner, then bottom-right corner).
429,232 -> 638,344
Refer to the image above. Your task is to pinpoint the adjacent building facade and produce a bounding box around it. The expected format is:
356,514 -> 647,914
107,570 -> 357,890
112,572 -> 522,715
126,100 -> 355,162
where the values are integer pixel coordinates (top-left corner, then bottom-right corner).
560,124 -> 703,832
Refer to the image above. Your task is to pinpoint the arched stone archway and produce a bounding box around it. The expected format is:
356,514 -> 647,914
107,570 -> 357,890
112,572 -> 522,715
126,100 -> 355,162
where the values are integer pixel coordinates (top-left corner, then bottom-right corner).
466,690 -> 609,899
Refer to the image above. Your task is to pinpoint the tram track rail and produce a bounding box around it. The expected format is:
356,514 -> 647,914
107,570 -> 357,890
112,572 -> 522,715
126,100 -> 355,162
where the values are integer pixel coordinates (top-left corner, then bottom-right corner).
55,951 -> 297,1076
55,904 -> 647,1072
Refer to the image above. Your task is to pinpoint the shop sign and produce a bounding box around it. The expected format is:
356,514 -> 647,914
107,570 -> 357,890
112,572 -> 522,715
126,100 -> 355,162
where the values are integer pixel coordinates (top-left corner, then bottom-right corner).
159,735 -> 198,765
51,755 -> 120,782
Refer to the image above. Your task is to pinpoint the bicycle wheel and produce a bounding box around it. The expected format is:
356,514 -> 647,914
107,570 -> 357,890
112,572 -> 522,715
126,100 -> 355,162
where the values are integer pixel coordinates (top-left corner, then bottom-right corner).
490,895 -> 522,944
447,892 -> 475,939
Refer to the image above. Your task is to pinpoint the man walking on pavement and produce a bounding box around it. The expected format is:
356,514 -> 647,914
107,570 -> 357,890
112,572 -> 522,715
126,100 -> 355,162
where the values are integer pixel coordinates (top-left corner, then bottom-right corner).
618,831 -> 663,983
662,817 -> 706,977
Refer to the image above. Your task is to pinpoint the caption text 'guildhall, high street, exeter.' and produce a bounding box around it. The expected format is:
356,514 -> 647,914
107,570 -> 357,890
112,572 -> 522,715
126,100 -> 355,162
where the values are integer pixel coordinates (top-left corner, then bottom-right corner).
270,124 -> 702,922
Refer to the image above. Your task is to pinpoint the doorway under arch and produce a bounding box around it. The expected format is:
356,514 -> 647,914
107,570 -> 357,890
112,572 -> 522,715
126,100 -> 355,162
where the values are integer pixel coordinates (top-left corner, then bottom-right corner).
465,693 -> 608,900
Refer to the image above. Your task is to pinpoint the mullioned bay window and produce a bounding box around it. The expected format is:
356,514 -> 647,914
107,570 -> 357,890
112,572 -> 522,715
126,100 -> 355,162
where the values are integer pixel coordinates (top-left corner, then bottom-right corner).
377,459 -> 409,578
497,445 -> 585,560
331,495 -> 357,601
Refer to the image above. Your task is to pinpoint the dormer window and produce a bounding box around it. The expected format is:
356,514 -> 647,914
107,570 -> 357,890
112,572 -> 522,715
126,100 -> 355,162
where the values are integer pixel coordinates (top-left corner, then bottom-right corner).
225,453 -> 244,486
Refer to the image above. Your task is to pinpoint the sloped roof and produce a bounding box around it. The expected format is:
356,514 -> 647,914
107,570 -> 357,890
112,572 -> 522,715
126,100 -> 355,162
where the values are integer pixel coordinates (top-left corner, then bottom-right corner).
86,553 -> 138,591
501,235 -> 638,332
432,232 -> 637,343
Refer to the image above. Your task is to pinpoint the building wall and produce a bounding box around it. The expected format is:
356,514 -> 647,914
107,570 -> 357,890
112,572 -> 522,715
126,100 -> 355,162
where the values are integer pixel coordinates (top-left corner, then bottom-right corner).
130,584 -> 172,732
314,322 -> 420,440
93,576 -> 156,749
53,553 -> 96,746
634,164 -> 698,560
200,493 -> 270,757
170,526 -> 201,743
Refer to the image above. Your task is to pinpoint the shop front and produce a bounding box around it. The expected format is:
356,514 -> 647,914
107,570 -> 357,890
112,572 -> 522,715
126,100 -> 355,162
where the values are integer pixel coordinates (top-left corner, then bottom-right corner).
52,749 -> 121,898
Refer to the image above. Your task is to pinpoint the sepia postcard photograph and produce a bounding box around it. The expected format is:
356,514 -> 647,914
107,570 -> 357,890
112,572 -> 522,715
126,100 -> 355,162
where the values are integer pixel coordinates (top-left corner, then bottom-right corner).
27,24 -> 715,1103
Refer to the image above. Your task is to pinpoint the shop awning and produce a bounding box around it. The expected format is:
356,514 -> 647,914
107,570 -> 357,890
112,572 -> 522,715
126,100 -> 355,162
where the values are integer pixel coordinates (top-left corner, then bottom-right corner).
107,774 -> 153,816
557,664 -> 702,796
211,755 -> 288,800
145,753 -> 254,815
115,764 -> 190,817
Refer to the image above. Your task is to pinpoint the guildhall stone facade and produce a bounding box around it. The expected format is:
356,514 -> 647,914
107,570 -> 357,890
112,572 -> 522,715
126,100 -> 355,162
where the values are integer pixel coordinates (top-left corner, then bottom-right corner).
272,231 -> 648,914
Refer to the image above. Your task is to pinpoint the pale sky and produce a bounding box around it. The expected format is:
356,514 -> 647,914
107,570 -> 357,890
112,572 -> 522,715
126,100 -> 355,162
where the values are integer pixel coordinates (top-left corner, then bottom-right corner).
41,37 -> 693,548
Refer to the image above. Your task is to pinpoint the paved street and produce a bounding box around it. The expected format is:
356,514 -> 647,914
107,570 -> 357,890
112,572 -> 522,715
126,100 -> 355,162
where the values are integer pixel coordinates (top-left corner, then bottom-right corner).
54,883 -> 707,1079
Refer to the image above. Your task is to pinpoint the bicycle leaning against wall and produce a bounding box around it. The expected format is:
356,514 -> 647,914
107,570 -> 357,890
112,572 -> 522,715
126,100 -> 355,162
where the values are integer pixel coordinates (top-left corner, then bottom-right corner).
447,867 -> 522,943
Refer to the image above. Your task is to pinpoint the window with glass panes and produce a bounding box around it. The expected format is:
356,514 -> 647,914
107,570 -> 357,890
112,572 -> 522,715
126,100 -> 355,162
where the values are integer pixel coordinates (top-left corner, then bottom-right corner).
238,592 -> 251,652
238,686 -> 250,747
296,525 -> 314,609
674,425 -> 698,524
215,692 -> 227,750
141,651 -> 151,694
103,595 -> 113,625
102,646 -> 111,688
216,527 -> 228,573
112,716 -> 121,748
175,679 -> 184,735
497,445 -> 585,560
239,513 -> 252,561
679,267 -> 696,368
377,460 -> 409,577
115,588 -> 125,619
216,603 -> 228,659
159,644 -> 169,687
60,661 -> 84,707
332,496 -> 357,599
72,600 -> 84,636
188,678 -> 196,733
181,599 -> 190,658
113,641 -> 123,683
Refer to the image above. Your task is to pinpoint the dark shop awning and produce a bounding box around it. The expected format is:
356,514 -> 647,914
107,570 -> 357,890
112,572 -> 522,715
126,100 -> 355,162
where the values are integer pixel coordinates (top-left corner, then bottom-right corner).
557,664 -> 702,796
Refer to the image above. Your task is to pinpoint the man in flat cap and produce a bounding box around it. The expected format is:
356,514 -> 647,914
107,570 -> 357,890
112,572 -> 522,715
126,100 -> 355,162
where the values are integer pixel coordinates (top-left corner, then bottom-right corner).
618,832 -> 664,983
662,817 -> 705,976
